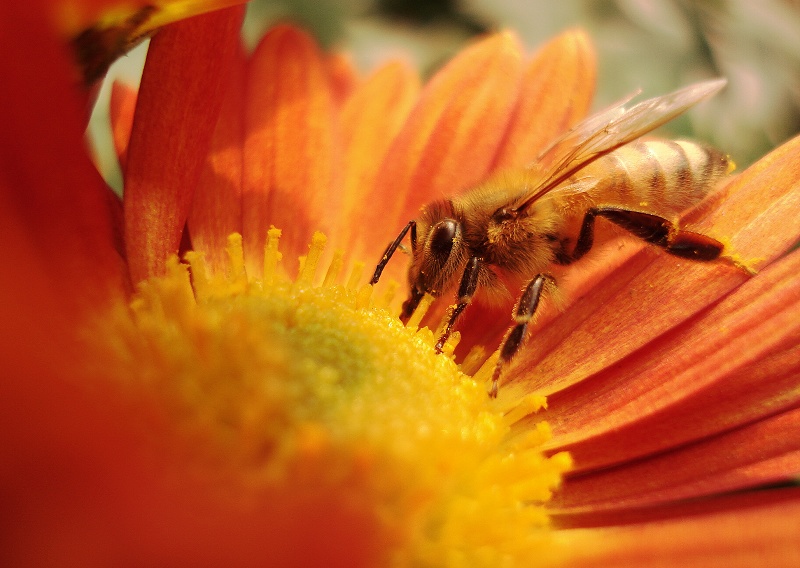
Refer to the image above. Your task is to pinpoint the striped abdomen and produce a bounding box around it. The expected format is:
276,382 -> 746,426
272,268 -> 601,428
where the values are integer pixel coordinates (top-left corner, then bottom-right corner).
582,139 -> 731,215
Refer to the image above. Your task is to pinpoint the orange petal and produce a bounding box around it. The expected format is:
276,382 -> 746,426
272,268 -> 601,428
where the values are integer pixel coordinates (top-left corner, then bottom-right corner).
187,42 -> 246,271
109,80 -> 137,171
507,135 -> 800,398
325,51 -> 360,108
694,133 -> 800,269
537,245 -> 800,469
493,28 -> 596,169
336,59 -> 420,261
553,488 -> 800,567
242,25 -> 336,275
370,31 -> 524,242
124,6 -> 245,283
550,406 -> 800,516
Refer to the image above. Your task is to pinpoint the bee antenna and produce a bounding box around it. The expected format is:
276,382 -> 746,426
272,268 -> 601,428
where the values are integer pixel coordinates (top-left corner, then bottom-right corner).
371,220 -> 416,285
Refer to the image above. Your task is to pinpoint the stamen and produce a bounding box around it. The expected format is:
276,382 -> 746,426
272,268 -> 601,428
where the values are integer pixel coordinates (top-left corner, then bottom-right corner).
503,422 -> 553,453
184,250 -> 209,301
346,261 -> 364,290
377,280 -> 399,310
263,227 -> 282,284
355,284 -> 373,310
460,345 -> 487,376
226,233 -> 247,286
405,293 -> 434,332
502,393 -> 548,427
297,231 -> 327,287
322,249 -> 344,287
439,330 -> 460,356
473,349 -> 500,386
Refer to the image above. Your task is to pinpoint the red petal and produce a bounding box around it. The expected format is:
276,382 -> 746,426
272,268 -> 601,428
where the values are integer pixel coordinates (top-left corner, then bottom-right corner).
550,406 -> 800,515
124,6 -> 245,283
0,313 -> 383,566
370,32 -> 524,243
242,25 -> 337,275
109,80 -> 137,171
0,2 -> 124,308
187,42 -> 246,271
554,488 -> 800,566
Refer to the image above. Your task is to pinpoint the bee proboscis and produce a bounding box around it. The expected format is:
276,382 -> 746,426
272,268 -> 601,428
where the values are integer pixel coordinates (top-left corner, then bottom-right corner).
371,78 -> 734,398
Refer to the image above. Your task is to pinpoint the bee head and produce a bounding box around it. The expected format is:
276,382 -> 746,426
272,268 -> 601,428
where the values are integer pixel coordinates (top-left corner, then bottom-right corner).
401,204 -> 466,322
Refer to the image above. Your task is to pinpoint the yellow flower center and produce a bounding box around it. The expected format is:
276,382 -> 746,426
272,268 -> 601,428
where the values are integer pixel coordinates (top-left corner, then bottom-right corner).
90,229 -> 571,566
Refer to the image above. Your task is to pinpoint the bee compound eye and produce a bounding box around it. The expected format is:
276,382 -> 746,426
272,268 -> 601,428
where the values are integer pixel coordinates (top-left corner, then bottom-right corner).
428,219 -> 458,259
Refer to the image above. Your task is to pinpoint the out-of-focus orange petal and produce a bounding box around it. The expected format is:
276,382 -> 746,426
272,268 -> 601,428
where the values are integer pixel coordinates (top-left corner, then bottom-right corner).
109,80 -> 137,171
370,32 -> 524,244
538,246 -> 800,470
507,135 -> 800,398
325,51 -> 360,108
553,488 -> 800,567
0,312 -> 383,566
337,60 -> 420,260
187,42 -> 245,271
242,25 -> 336,275
493,28 -> 596,169
124,6 -> 245,284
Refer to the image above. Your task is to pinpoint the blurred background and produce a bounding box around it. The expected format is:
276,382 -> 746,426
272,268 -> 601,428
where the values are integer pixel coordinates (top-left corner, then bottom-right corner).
92,0 -> 800,187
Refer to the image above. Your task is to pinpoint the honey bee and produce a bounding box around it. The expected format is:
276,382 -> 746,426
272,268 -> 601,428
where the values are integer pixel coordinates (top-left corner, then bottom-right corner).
371,79 -> 733,398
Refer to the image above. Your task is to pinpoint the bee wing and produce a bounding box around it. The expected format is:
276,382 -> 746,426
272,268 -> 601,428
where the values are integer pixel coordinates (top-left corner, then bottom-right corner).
513,78 -> 727,211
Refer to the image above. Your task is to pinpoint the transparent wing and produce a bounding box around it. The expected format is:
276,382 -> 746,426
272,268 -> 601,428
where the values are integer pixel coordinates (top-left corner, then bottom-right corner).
513,78 -> 727,212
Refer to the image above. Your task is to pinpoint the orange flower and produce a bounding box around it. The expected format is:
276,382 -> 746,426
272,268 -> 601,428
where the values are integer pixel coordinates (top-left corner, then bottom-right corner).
2,3 -> 800,566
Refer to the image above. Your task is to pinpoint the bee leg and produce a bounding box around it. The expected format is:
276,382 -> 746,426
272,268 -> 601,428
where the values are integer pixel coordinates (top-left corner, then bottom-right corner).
434,256 -> 482,353
595,207 -> 724,260
569,207 -> 724,262
489,274 -> 553,398
371,220 -> 417,285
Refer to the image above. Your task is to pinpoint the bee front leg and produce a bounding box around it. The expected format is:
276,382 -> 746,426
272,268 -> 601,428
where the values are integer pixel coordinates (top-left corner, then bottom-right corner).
434,256 -> 482,353
490,274 -> 554,398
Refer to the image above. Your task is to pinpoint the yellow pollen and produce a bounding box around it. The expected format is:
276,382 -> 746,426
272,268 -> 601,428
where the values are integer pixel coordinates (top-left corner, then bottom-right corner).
89,231 -> 570,566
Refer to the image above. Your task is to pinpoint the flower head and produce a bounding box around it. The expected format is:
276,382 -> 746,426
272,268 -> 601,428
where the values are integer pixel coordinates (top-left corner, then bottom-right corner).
3,4 -> 800,566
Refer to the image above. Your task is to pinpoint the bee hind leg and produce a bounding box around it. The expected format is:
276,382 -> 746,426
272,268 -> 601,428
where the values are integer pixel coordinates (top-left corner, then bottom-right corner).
489,274 -> 554,398
570,207 -> 724,262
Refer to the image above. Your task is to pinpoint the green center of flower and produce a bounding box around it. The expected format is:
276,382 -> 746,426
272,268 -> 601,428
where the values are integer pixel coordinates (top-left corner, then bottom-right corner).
91,229 -> 571,566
